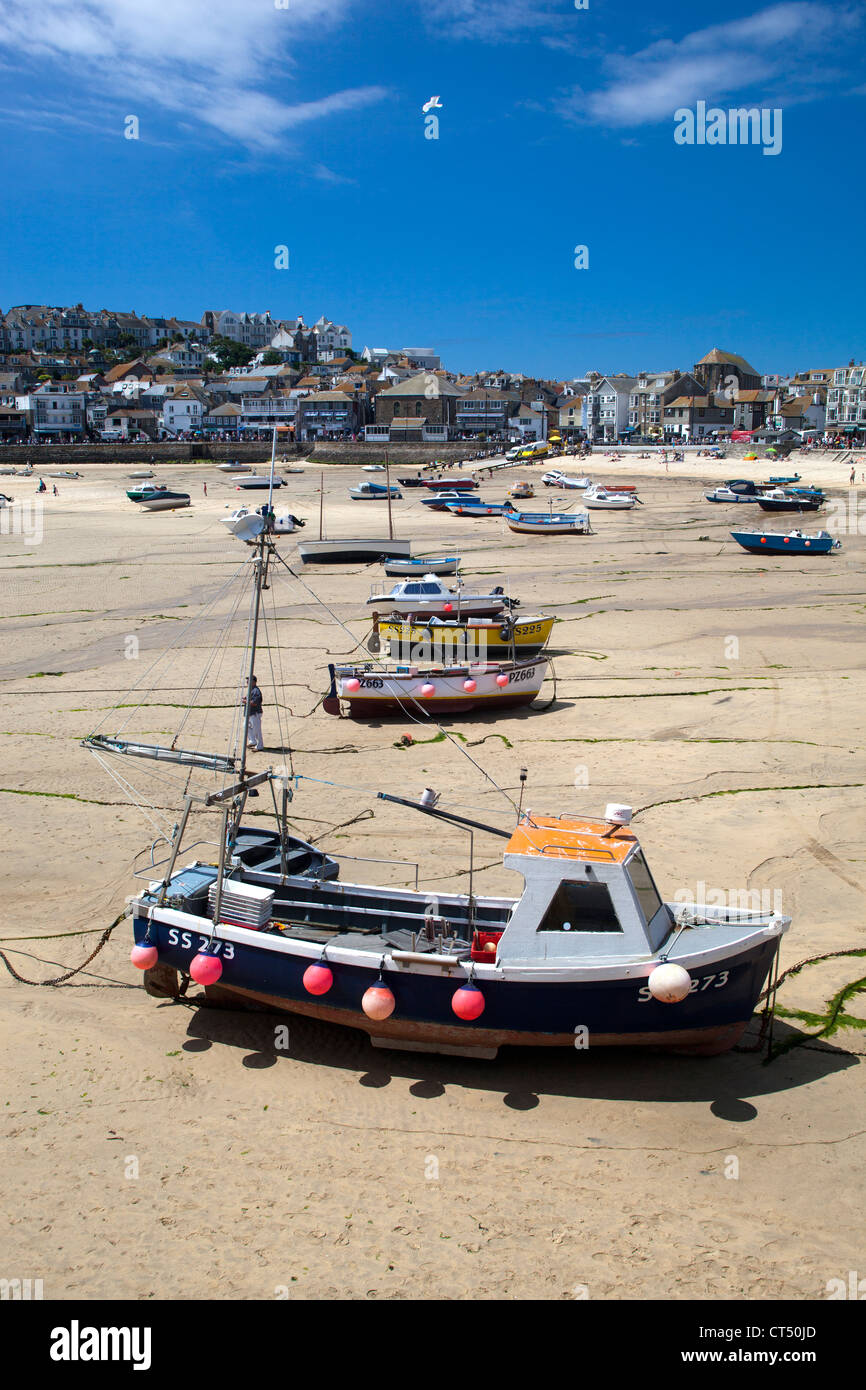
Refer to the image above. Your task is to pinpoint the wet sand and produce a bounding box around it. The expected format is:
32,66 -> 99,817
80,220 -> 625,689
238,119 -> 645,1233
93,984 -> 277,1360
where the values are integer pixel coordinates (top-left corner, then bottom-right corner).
1,453 -> 864,1300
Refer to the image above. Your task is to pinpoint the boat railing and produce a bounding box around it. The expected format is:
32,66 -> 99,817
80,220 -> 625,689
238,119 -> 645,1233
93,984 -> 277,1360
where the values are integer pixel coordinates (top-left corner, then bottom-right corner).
536,844 -> 618,862
132,837 -> 223,879
327,852 -> 421,890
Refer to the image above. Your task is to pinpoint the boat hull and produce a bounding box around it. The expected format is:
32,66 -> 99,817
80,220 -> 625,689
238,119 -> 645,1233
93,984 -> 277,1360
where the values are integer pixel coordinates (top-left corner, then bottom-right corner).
377,614 -> 554,658
330,657 -> 547,716
731,531 -> 837,554
756,497 -> 822,512
299,538 -> 413,563
133,916 -> 779,1056
139,495 -> 190,510
382,557 -> 459,576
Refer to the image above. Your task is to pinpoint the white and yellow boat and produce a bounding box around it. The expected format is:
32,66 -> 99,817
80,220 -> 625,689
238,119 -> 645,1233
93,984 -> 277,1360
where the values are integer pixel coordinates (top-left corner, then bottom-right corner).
374,613 -> 554,660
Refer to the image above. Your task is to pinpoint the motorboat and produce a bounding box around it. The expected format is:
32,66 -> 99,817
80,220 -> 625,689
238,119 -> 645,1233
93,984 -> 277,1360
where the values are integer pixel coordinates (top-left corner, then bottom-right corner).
217,461 -> 251,473
508,481 -> 535,500
420,491 -> 470,511
367,574 -> 515,619
382,555 -> 460,577
421,477 -> 478,491
756,488 -> 824,513
128,470 -> 154,479
127,484 -> 168,502
325,656 -> 548,718
730,528 -> 841,555
582,484 -> 638,510
362,464 -> 386,472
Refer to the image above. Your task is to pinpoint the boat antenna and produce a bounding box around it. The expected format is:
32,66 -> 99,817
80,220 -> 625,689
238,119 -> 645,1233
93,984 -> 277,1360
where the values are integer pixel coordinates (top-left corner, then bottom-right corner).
318,471 -> 324,540
517,766 -> 528,820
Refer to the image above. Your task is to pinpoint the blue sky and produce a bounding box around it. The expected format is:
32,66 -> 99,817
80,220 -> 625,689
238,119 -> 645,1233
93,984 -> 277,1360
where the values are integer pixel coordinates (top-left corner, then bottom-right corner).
0,0 -> 864,379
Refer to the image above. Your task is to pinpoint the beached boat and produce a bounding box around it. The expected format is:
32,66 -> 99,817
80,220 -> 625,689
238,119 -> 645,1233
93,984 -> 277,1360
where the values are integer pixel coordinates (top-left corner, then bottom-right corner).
382,556 -> 460,577
362,464 -> 386,472
508,481 -> 535,500
730,527 -> 841,555
541,470 -> 591,489
421,477 -> 478,491
350,481 -> 402,500
505,509 -> 592,535
396,474 -> 426,487
325,656 -> 548,718
374,612 -> 554,659
443,500 -> 511,517
127,470 -> 155,479
299,464 -> 413,563
48,470 -> 81,480
235,475 -> 286,490
84,445 -> 792,1057
705,487 -> 760,503
217,461 -> 251,473
221,506 -> 304,537
127,484 -> 168,502
420,491 -> 471,511
367,574 -> 513,619
583,485 -> 637,510
756,488 -> 824,513
139,491 -> 191,511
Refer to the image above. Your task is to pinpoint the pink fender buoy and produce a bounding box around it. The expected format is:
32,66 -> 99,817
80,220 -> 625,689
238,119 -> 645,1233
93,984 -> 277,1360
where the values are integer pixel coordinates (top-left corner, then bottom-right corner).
451,982 -> 485,1020
496,673 -> 509,688
420,682 -> 436,697
362,978 -> 395,1020
303,961 -> 333,996
344,677 -> 361,693
190,951 -> 223,986
130,943 -> 158,971
463,678 -> 477,693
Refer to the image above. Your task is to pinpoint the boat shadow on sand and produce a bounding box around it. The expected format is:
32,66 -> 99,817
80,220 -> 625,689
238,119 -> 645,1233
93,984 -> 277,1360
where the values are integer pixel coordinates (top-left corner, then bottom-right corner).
175,1000 -> 855,1113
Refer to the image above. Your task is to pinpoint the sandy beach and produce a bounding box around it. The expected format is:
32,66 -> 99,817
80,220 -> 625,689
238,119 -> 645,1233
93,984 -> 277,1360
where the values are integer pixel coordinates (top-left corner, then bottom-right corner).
1,451 -> 864,1301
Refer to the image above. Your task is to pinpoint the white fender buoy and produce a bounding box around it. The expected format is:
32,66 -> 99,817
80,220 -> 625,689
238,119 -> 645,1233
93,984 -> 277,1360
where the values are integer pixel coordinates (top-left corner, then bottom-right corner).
648,962 -> 691,1003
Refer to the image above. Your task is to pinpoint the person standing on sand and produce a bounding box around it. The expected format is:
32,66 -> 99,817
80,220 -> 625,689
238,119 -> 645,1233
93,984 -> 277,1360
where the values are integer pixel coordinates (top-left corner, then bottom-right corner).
203,482 -> 207,496
245,675 -> 264,751
850,467 -> 856,485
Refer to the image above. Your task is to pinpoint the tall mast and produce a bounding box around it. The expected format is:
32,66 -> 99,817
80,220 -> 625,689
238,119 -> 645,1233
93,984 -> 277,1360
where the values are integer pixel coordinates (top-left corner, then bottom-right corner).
385,447 -> 394,539
318,471 -> 324,539
237,430 -> 276,792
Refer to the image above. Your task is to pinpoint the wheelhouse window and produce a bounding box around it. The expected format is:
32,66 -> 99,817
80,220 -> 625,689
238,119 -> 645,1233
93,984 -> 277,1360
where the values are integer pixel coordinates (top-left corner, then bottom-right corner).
536,880 -> 622,933
626,850 -> 663,924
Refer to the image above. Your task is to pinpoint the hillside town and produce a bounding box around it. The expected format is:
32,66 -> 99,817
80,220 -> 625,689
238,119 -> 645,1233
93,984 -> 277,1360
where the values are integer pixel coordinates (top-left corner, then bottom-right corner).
0,301 -> 863,448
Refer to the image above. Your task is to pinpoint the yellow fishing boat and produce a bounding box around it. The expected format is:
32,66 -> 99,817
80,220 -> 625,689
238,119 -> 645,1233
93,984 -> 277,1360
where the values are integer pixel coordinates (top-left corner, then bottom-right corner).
373,612 -> 555,660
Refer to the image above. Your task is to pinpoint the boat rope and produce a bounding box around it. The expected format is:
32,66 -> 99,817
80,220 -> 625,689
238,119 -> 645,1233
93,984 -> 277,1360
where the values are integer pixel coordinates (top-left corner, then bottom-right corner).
276,554 -> 521,817
530,658 -> 558,711
0,910 -> 128,987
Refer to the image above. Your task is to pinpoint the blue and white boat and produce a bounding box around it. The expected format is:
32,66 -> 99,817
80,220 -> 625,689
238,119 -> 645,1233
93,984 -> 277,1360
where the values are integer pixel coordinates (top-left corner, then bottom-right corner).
383,555 -> 460,577
350,481 -> 402,500
443,499 -> 511,516
505,508 -> 592,535
81,432 -> 791,1059
730,527 -> 841,555
420,491 -> 469,511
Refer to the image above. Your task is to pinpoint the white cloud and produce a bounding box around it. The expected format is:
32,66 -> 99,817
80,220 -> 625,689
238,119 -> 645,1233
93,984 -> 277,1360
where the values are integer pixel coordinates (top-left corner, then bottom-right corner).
0,0 -> 387,149
555,3 -> 861,127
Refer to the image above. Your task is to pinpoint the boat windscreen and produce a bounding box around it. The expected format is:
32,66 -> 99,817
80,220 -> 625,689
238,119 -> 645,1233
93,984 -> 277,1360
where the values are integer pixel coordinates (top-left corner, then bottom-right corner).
625,850 -> 663,924
536,880 -> 622,933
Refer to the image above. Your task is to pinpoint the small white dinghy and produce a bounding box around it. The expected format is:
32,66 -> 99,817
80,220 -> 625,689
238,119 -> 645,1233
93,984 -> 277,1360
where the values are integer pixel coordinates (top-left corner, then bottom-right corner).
218,461 -> 251,473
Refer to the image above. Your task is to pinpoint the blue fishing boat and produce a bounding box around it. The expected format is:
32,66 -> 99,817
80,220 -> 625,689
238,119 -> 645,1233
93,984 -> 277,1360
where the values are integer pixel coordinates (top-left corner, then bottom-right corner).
730,527 -> 841,555
350,481 -> 402,500
505,508 -> 593,535
443,499 -> 511,516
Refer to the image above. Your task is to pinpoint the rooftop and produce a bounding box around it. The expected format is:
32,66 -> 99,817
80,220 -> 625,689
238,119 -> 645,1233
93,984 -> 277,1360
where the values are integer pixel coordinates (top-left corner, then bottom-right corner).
506,814 -> 638,864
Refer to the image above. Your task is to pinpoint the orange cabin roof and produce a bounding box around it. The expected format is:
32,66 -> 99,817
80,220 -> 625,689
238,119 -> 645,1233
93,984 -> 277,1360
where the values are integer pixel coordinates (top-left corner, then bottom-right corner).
506,815 -> 638,863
